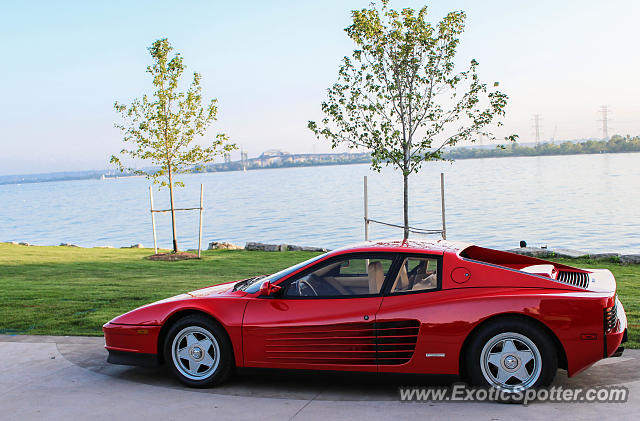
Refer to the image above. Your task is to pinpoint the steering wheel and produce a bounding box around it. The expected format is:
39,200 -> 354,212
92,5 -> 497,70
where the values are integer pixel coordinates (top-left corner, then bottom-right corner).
297,275 -> 319,296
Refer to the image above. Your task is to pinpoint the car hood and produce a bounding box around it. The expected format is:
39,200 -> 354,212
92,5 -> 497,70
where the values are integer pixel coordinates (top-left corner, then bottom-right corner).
137,281 -> 236,306
106,281 -> 241,325
187,282 -> 236,297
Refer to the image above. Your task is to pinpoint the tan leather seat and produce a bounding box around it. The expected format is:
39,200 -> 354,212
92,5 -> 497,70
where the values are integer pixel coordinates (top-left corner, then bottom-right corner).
398,264 -> 409,290
367,261 -> 384,294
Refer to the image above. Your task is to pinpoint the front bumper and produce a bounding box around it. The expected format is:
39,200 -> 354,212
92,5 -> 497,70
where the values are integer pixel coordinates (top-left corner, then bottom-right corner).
103,322 -> 161,365
107,349 -> 159,367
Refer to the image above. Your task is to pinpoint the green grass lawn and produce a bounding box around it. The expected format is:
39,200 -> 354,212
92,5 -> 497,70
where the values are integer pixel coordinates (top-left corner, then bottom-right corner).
0,244 -> 637,348
0,243 -> 321,336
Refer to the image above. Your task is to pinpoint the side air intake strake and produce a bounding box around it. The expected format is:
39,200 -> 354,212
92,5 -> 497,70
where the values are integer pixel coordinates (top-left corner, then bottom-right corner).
557,270 -> 590,289
262,320 -> 420,365
375,320 -> 420,365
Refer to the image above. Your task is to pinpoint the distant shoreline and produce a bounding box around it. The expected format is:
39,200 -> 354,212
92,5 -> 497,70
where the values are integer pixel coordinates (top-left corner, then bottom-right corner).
2,137 -> 639,186
0,155 -> 372,186
2,241 -> 637,263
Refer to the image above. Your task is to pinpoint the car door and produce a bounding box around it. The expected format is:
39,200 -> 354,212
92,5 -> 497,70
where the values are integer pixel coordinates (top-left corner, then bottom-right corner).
375,252 -> 448,373
242,253 -> 396,371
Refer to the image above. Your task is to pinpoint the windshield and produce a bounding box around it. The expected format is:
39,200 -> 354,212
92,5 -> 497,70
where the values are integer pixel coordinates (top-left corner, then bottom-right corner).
242,253 -> 328,294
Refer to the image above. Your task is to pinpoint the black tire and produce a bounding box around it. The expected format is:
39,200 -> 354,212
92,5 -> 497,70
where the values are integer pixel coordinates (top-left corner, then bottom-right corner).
163,315 -> 234,387
465,317 -> 557,393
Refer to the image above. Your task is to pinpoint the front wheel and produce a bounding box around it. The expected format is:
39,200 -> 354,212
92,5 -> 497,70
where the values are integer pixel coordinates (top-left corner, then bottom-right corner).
466,318 -> 557,393
163,315 -> 233,387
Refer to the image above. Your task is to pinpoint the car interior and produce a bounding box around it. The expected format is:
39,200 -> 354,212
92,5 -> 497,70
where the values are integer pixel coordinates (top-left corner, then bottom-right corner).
391,257 -> 438,292
285,256 -> 438,297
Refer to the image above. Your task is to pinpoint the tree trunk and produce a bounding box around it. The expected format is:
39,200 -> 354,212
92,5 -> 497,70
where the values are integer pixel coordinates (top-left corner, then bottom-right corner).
167,166 -> 179,253
403,172 -> 409,240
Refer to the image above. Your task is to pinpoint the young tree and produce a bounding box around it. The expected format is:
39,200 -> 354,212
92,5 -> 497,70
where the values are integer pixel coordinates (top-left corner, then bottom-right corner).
308,1 -> 516,239
112,38 -> 235,253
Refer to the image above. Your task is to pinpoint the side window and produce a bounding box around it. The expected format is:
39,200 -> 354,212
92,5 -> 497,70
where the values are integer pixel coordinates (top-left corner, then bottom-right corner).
285,256 -> 394,297
391,257 -> 439,293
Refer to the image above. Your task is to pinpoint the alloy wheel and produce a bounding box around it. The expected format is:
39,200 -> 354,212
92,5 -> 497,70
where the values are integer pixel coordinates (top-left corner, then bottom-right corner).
479,331 -> 542,391
171,326 -> 221,380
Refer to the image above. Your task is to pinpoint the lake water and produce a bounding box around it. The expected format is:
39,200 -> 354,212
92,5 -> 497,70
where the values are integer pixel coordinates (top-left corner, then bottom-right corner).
1,153 -> 639,253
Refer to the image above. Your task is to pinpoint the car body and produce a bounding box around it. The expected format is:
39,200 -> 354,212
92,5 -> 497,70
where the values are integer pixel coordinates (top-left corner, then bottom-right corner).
103,239 -> 627,390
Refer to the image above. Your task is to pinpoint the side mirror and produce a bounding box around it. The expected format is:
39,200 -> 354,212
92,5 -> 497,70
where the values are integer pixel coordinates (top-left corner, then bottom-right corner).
259,281 -> 282,297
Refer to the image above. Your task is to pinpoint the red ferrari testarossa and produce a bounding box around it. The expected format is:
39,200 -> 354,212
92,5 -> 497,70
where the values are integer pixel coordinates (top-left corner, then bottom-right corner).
103,240 -> 627,391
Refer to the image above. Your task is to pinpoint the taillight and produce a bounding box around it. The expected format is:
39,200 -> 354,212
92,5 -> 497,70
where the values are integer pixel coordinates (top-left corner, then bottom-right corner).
604,297 -> 618,334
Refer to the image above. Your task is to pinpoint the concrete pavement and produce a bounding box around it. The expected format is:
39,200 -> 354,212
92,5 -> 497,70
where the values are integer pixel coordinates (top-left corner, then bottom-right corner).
0,334 -> 638,420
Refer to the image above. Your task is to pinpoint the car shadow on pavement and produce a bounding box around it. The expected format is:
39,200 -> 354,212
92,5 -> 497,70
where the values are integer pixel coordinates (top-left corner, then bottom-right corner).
52,335 -> 639,401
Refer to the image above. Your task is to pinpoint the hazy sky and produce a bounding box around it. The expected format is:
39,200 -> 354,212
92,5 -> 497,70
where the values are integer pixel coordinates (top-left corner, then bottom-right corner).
1,0 -> 639,175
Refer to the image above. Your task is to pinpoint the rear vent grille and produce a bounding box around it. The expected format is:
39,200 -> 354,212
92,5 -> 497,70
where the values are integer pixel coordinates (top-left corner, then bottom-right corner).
557,271 -> 590,289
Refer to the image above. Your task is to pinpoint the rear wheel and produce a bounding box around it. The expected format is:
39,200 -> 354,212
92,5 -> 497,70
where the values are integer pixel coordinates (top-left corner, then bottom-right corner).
466,318 -> 557,393
163,315 -> 233,387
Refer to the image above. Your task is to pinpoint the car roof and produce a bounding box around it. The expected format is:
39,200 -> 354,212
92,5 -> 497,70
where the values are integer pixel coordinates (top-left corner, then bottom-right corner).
331,239 -> 474,255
